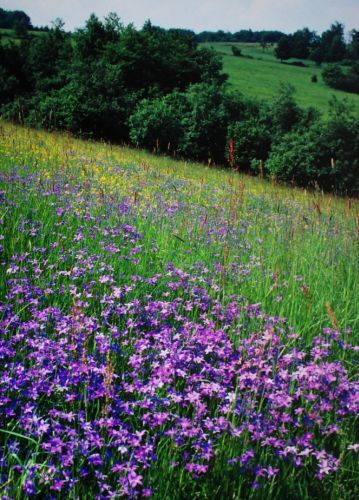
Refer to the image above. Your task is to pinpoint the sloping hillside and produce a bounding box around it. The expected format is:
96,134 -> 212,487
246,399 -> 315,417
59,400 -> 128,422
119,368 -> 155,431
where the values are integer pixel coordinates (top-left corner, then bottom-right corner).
202,42 -> 359,115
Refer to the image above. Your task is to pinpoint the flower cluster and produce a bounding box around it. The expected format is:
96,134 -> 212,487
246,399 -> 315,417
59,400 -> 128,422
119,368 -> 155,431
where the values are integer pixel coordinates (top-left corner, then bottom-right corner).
0,163 -> 358,498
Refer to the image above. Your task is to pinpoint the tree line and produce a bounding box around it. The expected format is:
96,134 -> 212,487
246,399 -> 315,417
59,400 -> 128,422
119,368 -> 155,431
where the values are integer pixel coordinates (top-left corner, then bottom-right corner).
0,8 -> 32,30
275,23 -> 359,94
195,29 -> 284,44
275,23 -> 358,63
0,12 -> 358,196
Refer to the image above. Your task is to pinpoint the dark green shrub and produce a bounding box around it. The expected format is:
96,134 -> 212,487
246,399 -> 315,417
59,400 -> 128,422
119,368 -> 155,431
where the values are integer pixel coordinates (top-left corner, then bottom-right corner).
227,118 -> 272,171
322,64 -> 359,93
129,92 -> 188,152
178,83 -> 239,163
266,99 -> 359,195
231,46 -> 242,56
266,84 -> 304,134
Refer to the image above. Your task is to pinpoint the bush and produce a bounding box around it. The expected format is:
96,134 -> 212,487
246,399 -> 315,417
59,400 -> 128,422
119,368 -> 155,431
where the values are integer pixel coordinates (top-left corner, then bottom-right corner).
322,64 -> 359,94
322,65 -> 346,89
231,46 -> 242,57
267,84 -> 304,134
227,118 -> 272,171
265,127 -> 323,186
266,99 -> 359,195
129,92 -> 188,152
282,60 -> 308,67
129,84 -> 250,164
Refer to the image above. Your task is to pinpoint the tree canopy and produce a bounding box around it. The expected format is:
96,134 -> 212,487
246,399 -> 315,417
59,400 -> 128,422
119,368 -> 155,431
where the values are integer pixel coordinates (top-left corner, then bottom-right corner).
0,11 -> 358,195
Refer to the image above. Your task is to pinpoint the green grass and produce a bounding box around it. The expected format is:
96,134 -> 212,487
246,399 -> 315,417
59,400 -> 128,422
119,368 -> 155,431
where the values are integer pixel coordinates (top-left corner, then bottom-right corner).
1,121 -> 358,340
201,42 -> 359,117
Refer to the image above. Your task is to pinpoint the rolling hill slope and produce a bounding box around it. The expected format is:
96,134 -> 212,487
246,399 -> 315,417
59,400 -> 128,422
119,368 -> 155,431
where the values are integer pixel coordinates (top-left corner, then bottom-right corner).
202,42 -> 359,116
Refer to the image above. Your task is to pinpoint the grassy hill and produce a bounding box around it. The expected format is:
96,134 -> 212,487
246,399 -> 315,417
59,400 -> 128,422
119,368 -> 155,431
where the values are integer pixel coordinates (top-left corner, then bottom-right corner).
201,42 -> 359,116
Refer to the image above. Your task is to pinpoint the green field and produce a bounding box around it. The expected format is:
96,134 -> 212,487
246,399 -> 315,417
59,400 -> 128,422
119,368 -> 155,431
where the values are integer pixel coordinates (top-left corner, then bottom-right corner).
0,27 -> 46,45
201,42 -> 359,116
0,28 -> 19,45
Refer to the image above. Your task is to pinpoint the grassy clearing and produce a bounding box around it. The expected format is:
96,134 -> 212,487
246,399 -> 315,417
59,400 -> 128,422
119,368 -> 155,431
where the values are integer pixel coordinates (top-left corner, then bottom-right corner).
0,28 -> 47,45
0,121 -> 358,498
201,42 -> 359,116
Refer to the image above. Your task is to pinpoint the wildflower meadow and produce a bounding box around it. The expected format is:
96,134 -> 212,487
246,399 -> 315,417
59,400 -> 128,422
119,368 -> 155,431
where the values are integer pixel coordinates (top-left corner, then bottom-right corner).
0,122 -> 358,499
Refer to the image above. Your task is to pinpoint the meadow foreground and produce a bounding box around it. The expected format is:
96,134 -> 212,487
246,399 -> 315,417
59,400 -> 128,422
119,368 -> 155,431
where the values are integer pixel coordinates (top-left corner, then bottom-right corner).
0,122 -> 358,499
